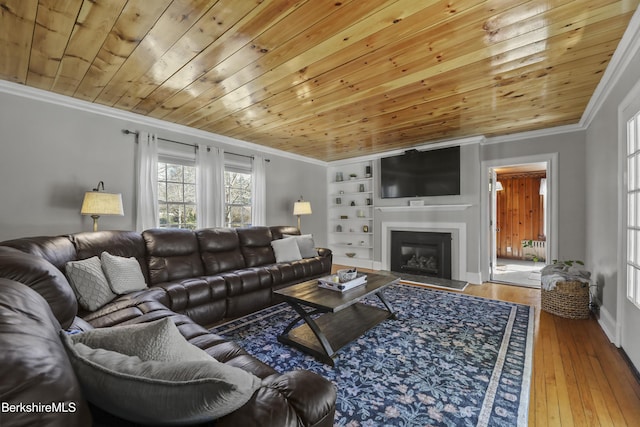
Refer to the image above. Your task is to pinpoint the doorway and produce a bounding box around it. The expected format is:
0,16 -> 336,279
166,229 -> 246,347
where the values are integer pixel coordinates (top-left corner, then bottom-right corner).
491,163 -> 547,286
481,153 -> 558,286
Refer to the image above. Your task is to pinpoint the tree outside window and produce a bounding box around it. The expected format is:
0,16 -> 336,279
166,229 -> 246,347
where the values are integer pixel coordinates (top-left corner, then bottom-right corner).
158,161 -> 197,229
225,169 -> 252,228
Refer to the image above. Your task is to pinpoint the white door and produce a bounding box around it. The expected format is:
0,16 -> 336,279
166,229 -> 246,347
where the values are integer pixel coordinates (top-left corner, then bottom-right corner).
620,94 -> 640,370
489,169 -> 499,281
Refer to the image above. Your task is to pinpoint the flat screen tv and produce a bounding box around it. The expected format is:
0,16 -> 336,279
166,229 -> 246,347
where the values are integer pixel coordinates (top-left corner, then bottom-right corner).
380,146 -> 460,198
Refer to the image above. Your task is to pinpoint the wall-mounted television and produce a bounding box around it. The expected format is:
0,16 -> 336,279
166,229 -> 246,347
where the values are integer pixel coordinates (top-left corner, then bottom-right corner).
380,146 -> 460,198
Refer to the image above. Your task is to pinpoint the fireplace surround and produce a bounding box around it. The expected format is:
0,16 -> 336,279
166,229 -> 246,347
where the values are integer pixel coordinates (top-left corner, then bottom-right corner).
380,221 -> 467,281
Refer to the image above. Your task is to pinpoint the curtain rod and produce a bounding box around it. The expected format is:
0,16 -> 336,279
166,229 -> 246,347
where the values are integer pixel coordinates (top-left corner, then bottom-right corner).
122,129 -> 269,162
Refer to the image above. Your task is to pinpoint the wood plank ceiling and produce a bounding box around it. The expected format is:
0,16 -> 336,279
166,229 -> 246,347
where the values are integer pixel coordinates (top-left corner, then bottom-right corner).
0,0 -> 637,161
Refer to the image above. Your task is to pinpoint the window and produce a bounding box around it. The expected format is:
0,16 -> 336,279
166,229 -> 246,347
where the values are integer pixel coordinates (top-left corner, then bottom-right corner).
224,166 -> 252,228
627,112 -> 640,308
157,161 -> 197,229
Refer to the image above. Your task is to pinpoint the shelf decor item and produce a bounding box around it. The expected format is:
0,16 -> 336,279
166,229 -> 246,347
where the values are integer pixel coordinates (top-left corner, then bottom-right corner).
336,197 -> 341,205
359,184 -> 365,192
336,172 -> 343,182
365,165 -> 372,177
362,225 -> 369,233
349,173 -> 357,180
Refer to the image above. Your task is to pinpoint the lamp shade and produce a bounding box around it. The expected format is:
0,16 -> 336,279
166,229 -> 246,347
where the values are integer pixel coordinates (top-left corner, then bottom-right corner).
293,201 -> 312,216
80,192 -> 124,216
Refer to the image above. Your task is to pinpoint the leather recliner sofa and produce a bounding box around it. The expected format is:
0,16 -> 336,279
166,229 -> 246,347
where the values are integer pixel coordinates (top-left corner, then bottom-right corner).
0,225 -> 336,426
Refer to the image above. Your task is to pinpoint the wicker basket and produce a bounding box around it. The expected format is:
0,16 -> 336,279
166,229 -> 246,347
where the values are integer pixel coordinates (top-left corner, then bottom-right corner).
541,280 -> 590,319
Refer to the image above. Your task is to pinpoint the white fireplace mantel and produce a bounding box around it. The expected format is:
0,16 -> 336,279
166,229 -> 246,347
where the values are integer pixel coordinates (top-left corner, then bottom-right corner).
376,204 -> 472,213
381,221 -> 467,282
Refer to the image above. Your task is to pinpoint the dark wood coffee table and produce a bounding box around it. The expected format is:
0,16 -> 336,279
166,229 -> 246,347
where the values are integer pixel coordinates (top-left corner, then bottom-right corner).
274,272 -> 399,365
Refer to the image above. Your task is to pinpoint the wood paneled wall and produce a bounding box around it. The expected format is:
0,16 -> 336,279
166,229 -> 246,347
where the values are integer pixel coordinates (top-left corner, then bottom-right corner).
496,172 -> 545,259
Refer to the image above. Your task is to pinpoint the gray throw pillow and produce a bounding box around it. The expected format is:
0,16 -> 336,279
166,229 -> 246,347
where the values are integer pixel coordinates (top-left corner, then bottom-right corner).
60,318 -> 262,425
271,236 -> 302,262
101,252 -> 147,294
283,234 -> 318,258
65,257 -> 116,311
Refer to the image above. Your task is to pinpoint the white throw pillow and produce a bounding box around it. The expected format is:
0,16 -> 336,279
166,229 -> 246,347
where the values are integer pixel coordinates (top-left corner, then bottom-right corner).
65,257 -> 116,311
101,252 -> 147,295
283,234 -> 317,258
270,237 -> 302,262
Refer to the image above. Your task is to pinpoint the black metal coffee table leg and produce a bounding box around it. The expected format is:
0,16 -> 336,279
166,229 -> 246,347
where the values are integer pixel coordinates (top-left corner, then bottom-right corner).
376,291 -> 397,320
278,301 -> 335,365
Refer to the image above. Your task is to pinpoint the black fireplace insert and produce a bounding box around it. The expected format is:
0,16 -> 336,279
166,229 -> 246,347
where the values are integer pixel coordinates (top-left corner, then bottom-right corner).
390,231 -> 452,279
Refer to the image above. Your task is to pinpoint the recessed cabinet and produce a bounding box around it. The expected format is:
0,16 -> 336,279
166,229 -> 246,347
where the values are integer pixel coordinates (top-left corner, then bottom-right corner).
327,161 -> 375,268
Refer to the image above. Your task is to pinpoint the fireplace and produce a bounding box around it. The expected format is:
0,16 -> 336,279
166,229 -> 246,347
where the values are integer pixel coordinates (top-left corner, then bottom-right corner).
390,231 -> 452,279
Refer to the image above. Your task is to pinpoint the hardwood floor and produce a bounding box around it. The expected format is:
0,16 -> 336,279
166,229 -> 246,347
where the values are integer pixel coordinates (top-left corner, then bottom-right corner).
332,266 -> 640,425
465,282 -> 640,427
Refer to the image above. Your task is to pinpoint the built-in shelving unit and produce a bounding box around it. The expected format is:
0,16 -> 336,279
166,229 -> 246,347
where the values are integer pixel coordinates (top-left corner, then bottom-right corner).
327,161 -> 375,268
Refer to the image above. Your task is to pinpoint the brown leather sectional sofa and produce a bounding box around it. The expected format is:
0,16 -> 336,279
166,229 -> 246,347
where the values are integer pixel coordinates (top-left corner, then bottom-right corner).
0,225 -> 336,427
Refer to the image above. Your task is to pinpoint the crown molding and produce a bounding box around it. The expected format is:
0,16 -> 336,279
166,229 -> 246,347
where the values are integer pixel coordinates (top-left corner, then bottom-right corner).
482,123 -> 585,145
327,135 -> 486,166
0,80 -> 326,166
580,6 -> 640,128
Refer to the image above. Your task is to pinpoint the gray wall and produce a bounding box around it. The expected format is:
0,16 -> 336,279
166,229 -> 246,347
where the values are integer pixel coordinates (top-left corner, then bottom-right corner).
265,154 -> 328,247
481,131 -> 587,263
0,88 -> 326,242
585,44 -> 640,320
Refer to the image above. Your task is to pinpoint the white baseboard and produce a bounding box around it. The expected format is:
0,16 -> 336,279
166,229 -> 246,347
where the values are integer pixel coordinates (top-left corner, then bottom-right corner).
598,305 -> 619,345
466,272 -> 482,284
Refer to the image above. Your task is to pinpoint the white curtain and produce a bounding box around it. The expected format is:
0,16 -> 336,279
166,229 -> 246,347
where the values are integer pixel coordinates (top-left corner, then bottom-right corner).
136,132 -> 159,231
251,156 -> 267,225
196,144 -> 225,228
251,155 -> 267,226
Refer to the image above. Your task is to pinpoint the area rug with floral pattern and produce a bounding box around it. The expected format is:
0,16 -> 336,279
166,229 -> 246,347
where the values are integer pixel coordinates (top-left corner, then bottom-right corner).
211,283 -> 534,427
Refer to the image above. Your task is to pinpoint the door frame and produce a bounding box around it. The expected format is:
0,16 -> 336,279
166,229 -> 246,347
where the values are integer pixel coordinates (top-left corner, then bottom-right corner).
480,153 -> 559,283
616,77 -> 640,355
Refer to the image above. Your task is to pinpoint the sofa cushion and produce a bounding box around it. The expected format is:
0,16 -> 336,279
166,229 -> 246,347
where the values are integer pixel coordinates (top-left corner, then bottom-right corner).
237,226 -> 276,267
71,230 -> 149,283
196,228 -> 246,274
143,228 -> 204,285
101,252 -> 148,294
283,233 -> 317,258
0,279 -> 92,426
61,318 -> 262,425
0,235 -> 77,272
0,247 -> 78,329
66,256 -> 117,311
271,237 -> 302,262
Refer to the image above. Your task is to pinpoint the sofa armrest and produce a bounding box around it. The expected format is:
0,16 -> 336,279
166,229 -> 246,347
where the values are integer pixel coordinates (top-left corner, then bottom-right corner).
316,247 -> 332,258
217,370 -> 336,427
